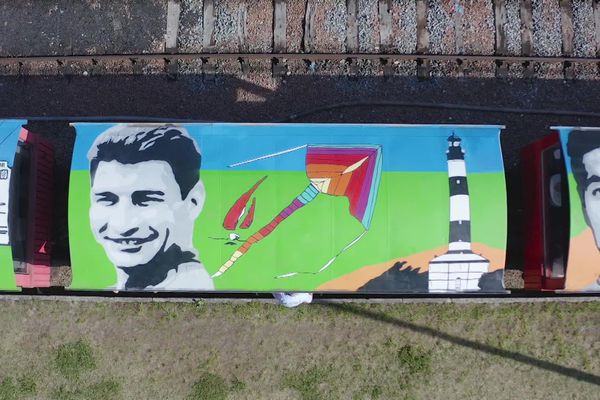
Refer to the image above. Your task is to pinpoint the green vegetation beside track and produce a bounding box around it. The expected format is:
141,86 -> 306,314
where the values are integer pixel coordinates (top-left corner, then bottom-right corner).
0,300 -> 598,399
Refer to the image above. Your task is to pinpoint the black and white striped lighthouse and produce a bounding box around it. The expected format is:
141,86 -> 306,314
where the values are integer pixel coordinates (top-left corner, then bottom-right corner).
428,133 -> 489,292
447,133 -> 471,252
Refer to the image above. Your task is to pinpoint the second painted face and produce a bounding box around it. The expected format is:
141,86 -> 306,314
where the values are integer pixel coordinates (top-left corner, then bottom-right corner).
90,160 -> 194,267
583,148 -> 600,249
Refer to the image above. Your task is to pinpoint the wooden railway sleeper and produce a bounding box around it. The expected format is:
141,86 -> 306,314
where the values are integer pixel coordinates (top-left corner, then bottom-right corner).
130,58 -> 143,75
56,59 -> 73,78
416,58 -> 430,81
271,57 -> 288,78
495,60 -> 508,78
164,57 -> 178,81
17,61 -> 28,77
456,58 -> 465,78
523,61 -> 534,79
381,58 -> 393,79
346,57 -> 359,76
89,59 -> 101,77
201,57 -> 217,80
238,57 -> 249,77
563,60 -> 575,81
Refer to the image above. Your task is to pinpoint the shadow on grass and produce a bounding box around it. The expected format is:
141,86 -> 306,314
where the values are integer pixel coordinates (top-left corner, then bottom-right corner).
320,302 -> 600,386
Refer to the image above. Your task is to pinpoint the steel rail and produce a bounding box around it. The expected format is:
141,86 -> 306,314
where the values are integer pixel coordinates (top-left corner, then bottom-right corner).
1,52 -> 600,65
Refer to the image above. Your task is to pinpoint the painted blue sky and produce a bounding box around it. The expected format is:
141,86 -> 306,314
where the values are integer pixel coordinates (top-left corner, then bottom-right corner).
0,120 -> 25,168
71,123 -> 504,173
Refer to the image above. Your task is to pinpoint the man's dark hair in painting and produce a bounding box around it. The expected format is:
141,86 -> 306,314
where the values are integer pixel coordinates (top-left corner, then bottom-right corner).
87,124 -> 213,291
89,126 -> 201,199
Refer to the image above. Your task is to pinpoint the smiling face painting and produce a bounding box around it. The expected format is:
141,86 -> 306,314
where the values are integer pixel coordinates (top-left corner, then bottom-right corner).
90,160 -> 191,267
87,125 -> 212,291
582,148 -> 600,248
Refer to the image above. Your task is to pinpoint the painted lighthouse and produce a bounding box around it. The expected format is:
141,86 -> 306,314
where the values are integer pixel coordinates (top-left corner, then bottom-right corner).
0,160 -> 11,245
428,134 -> 489,292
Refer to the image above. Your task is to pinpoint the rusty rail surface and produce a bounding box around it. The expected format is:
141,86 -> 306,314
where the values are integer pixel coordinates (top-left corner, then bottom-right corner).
1,52 -> 600,64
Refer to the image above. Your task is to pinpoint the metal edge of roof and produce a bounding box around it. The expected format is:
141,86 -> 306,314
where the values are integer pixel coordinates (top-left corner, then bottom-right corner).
550,126 -> 600,131
68,121 -> 506,131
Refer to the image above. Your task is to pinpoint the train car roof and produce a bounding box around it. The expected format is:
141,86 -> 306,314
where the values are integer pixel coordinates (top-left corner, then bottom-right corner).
67,123 -> 507,294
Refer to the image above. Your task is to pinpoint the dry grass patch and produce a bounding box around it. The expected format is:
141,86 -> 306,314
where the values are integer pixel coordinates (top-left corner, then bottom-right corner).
0,300 -> 597,399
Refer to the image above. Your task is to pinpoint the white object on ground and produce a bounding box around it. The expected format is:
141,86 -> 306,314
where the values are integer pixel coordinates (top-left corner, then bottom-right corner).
273,292 -> 313,308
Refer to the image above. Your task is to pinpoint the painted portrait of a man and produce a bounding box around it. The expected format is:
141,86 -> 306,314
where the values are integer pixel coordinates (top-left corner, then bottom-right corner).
566,129 -> 600,291
87,124 -> 214,291
567,130 -> 600,248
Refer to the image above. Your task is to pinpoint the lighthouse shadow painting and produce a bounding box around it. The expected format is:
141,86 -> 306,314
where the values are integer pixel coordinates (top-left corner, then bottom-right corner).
355,133 -> 506,294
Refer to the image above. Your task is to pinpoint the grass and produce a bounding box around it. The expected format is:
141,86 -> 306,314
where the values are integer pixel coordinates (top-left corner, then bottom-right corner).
53,340 -> 96,378
50,380 -> 121,400
345,341 -> 432,399
48,339 -> 122,399
187,371 -> 246,400
397,345 -> 432,375
0,376 -> 36,400
352,385 -> 383,400
187,372 -> 228,400
0,300 -> 598,399
282,366 -> 332,400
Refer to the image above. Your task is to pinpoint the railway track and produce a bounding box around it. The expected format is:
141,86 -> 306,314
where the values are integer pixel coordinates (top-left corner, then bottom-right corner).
3,1 -> 600,79
1,51 -> 600,80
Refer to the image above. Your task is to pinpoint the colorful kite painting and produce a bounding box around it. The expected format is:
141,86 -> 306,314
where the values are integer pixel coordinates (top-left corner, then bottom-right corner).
212,144 -> 383,278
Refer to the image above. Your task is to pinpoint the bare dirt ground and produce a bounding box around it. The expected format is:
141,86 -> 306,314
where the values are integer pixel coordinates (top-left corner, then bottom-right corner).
0,299 -> 598,399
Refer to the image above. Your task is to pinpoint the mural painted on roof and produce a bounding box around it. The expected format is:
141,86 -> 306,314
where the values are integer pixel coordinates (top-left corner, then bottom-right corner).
558,127 -> 600,292
68,123 -> 507,293
0,120 -> 25,291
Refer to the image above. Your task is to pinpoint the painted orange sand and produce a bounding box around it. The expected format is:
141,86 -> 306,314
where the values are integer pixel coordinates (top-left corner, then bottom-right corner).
318,243 -> 506,291
565,228 -> 600,291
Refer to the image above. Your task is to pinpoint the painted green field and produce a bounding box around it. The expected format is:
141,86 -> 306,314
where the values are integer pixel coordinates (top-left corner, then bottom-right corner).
68,171 -> 506,291
0,300 -> 597,400
0,245 -> 17,291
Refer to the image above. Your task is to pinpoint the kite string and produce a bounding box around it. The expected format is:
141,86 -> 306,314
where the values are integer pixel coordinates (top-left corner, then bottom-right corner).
228,144 -> 308,168
318,230 -> 367,272
275,230 -> 368,279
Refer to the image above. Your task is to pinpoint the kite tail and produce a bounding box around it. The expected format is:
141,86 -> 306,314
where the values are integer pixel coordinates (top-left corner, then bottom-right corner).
240,198 -> 256,229
212,184 -> 319,278
275,230 -> 368,279
223,176 -> 267,230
